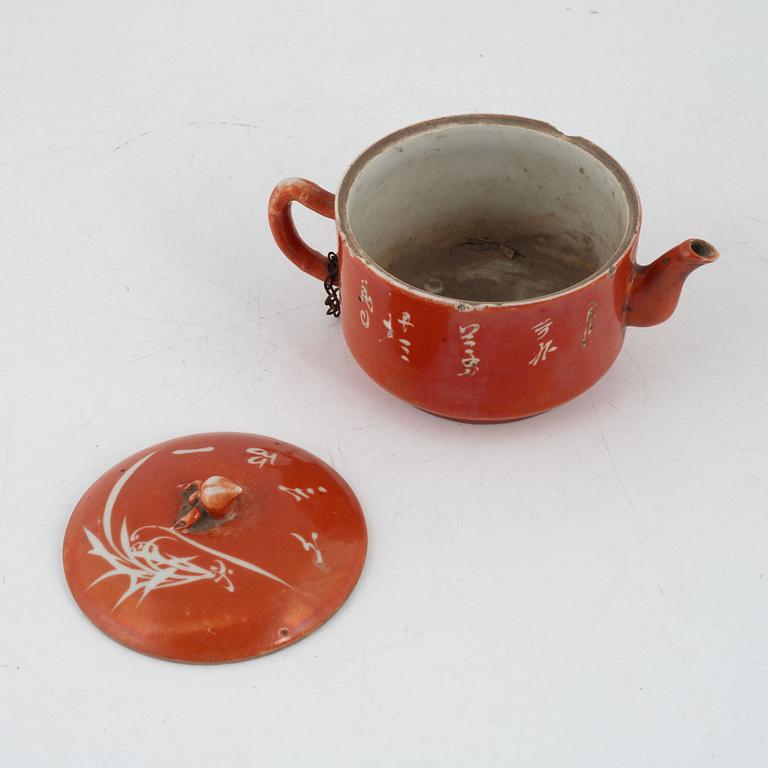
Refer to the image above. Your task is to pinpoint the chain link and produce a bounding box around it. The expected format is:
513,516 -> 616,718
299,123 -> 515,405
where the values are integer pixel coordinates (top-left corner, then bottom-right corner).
323,252 -> 341,317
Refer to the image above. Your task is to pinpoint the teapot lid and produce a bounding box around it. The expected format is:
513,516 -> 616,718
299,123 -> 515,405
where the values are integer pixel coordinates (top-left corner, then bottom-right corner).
63,432 -> 367,663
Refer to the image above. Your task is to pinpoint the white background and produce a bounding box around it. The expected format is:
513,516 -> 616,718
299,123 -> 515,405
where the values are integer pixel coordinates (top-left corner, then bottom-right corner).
1,1 -> 766,766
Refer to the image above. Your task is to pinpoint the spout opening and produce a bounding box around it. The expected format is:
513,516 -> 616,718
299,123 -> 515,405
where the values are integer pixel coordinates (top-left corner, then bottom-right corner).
690,239 -> 718,261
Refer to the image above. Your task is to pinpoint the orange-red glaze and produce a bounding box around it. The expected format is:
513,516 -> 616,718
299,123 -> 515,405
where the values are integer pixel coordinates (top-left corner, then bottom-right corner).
269,178 -> 718,423
63,433 -> 367,663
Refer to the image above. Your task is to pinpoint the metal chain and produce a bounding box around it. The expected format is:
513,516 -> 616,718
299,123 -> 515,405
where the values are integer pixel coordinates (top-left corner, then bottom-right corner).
323,252 -> 341,317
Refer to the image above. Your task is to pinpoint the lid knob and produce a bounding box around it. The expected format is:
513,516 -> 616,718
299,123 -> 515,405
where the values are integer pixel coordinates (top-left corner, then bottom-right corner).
175,475 -> 244,530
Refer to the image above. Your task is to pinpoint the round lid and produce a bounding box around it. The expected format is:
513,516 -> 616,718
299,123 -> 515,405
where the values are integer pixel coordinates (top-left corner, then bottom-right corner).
63,432 -> 367,663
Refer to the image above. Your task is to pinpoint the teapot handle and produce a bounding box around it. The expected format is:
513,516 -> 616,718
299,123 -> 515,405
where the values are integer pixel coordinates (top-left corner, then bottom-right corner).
268,178 -> 335,281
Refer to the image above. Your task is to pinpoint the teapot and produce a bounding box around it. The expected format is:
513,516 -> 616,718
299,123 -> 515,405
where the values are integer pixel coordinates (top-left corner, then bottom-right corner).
269,115 -> 718,422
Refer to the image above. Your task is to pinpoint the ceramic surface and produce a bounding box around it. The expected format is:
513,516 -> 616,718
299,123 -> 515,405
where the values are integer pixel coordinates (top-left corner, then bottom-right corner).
63,433 -> 367,663
269,115 -> 718,422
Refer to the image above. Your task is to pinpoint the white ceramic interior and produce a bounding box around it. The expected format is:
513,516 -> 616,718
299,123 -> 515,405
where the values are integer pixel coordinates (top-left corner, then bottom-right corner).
337,116 -> 639,303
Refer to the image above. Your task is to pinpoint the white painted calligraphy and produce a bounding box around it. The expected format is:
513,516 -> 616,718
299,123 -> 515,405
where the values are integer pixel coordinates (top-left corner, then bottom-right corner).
581,303 -> 597,349
246,447 -> 278,468
278,485 -> 328,502
383,311 -> 415,362
457,323 -> 480,376
529,319 -> 558,366
290,531 -> 324,566
359,280 -> 373,328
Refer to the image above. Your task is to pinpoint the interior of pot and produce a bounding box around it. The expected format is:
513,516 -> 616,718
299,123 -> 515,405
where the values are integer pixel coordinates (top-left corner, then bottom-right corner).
340,118 -> 636,303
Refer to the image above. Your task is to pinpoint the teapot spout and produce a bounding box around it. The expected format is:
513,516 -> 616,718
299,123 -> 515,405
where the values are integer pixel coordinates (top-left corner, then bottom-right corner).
625,239 -> 719,327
